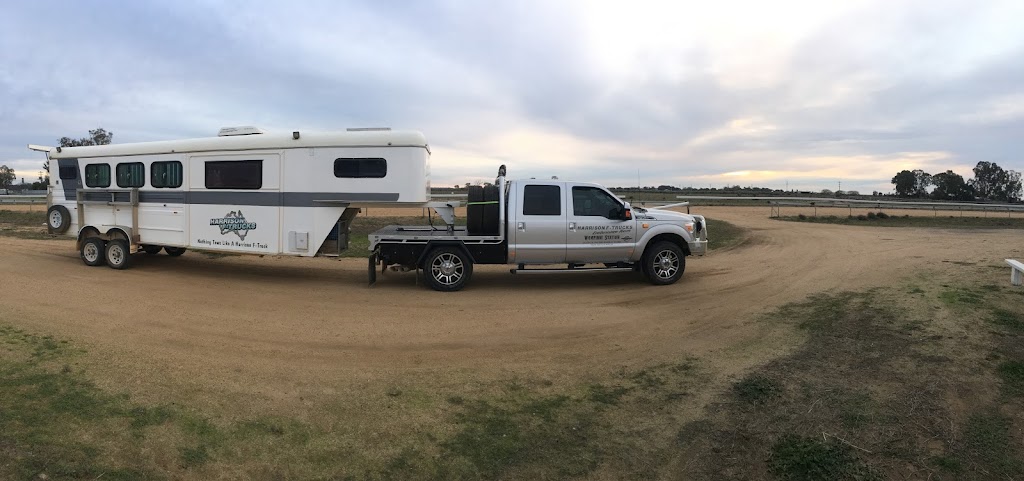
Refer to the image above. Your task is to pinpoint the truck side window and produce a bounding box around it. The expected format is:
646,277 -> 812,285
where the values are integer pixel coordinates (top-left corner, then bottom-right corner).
58,165 -> 78,180
84,164 -> 111,188
205,160 -> 263,189
116,162 -> 146,188
523,185 -> 560,216
152,161 -> 183,188
572,187 -> 621,218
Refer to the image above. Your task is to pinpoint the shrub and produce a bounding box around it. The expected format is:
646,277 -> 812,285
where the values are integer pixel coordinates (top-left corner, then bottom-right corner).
876,212 -> 888,219
798,214 -> 807,220
866,212 -> 877,220
856,215 -> 868,221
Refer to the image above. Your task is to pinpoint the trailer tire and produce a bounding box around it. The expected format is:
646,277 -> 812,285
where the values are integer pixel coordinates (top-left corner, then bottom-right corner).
81,237 -> 106,266
164,247 -> 187,257
47,205 -> 71,234
105,239 -> 131,270
424,246 -> 472,292
642,241 -> 685,285
142,245 -> 162,255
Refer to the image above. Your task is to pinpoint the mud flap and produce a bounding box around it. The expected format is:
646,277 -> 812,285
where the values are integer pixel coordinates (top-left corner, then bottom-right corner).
368,253 -> 377,286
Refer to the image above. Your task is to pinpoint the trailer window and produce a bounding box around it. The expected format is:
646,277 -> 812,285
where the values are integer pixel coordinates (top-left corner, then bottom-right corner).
522,185 -> 561,216
572,186 -> 622,218
334,158 -> 387,178
205,160 -> 263,189
151,161 -> 183,188
58,165 -> 78,180
116,162 -> 145,188
84,164 -> 110,188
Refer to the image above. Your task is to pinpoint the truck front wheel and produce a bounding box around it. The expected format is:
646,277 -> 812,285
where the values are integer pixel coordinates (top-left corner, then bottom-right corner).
424,247 -> 472,292
642,241 -> 685,285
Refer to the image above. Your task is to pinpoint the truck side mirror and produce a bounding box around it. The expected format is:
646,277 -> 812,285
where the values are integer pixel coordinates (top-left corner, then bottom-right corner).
622,207 -> 632,220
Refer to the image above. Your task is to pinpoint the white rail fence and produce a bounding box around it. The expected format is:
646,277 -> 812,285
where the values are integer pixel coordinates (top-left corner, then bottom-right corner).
673,196 -> 1024,218
0,195 -> 46,205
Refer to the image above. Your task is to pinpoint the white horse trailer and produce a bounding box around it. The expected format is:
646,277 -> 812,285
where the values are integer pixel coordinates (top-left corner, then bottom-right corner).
28,127 -> 438,268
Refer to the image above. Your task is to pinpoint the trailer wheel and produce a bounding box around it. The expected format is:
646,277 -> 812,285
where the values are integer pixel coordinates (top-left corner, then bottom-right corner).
424,247 -> 472,292
164,247 -> 187,257
142,245 -> 162,255
642,241 -> 685,285
81,237 -> 106,266
105,239 -> 131,270
47,205 -> 71,234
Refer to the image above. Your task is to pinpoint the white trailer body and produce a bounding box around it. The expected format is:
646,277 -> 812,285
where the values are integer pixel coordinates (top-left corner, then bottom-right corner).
33,128 -> 431,262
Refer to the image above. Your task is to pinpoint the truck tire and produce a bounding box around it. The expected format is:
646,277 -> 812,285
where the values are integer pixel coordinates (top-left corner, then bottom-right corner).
81,237 -> 106,266
142,245 -> 162,254
642,241 -> 685,285
164,247 -> 187,257
105,239 -> 131,270
424,246 -> 472,292
47,205 -> 71,234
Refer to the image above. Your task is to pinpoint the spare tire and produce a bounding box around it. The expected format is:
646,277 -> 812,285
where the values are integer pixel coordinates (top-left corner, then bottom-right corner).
482,185 -> 500,235
47,205 -> 72,234
467,186 -> 485,235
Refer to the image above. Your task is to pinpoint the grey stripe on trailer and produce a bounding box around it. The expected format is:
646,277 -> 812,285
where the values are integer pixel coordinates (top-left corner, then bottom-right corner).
132,191 -> 400,206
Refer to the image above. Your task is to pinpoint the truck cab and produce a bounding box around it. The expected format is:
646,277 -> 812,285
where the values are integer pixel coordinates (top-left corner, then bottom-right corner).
370,167 -> 708,291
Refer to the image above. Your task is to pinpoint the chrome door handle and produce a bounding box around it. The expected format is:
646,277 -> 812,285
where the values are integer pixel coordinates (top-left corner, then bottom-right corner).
517,222 -> 525,231
569,222 -> 577,232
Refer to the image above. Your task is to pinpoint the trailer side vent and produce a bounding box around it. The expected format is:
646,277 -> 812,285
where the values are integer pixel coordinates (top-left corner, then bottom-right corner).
218,126 -> 264,136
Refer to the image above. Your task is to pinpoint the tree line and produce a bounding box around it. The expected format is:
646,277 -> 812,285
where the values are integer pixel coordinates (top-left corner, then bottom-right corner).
0,129 -> 112,190
891,161 -> 1022,202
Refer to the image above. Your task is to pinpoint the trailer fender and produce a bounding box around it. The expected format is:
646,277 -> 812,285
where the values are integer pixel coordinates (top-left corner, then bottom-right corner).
416,241 -> 476,268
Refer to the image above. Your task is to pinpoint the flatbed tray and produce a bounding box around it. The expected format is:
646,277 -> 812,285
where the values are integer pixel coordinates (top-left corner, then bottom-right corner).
369,225 -> 503,242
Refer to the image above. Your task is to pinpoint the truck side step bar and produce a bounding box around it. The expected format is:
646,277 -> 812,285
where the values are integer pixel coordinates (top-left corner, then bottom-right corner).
510,266 -> 635,275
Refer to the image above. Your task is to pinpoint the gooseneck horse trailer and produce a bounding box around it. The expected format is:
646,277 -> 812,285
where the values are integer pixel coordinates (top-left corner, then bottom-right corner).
29,127 -> 443,268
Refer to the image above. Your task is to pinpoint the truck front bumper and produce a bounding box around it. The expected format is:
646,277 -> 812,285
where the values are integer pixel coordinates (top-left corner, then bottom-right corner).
689,239 -> 708,256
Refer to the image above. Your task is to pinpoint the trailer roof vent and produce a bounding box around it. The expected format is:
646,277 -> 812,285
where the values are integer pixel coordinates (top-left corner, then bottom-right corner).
346,127 -> 391,132
218,126 -> 264,136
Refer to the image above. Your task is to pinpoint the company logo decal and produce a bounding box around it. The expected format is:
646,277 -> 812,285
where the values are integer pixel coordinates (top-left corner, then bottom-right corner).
210,210 -> 257,240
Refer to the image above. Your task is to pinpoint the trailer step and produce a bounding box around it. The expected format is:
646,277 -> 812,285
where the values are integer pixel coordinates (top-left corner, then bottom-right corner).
510,267 -> 635,275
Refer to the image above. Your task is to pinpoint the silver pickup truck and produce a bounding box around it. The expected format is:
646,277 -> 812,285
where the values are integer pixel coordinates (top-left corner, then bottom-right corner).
370,166 -> 707,291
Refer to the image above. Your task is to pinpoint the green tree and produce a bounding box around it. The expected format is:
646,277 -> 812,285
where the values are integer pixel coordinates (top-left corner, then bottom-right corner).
58,127 -> 113,148
969,161 -> 1023,202
930,170 -> 974,201
0,165 -> 15,189
891,170 -> 931,197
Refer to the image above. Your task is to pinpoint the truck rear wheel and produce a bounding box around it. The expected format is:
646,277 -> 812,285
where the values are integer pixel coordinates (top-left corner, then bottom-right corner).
424,247 -> 472,291
142,245 -> 162,254
642,241 -> 685,285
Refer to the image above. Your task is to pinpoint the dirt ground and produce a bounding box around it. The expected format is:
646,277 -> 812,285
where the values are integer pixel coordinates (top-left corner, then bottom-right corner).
1,206 -> 1021,417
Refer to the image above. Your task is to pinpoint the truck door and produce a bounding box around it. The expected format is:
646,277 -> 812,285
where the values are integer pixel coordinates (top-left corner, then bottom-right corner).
566,185 -> 635,263
511,182 -> 566,264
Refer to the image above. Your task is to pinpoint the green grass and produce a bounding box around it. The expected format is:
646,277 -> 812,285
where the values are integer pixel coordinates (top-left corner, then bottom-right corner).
733,374 -> 780,404
679,285 -> 1024,479
776,213 -> 1024,229
997,361 -> 1024,396
0,209 -> 47,227
709,219 -> 746,251
0,320 -> 711,480
769,434 -> 879,481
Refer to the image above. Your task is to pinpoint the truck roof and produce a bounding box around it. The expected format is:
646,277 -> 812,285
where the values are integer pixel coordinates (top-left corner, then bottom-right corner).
42,129 -> 429,159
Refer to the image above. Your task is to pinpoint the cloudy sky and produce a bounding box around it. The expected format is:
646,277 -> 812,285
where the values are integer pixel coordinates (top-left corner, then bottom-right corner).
2,0 -> 1022,193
